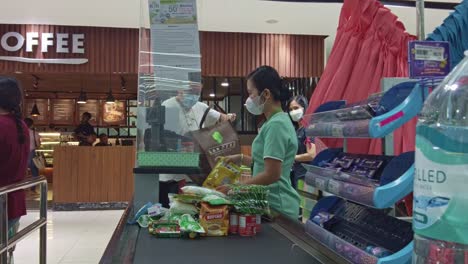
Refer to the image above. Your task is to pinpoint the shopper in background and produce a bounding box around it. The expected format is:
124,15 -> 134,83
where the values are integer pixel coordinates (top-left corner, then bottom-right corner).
74,112 -> 95,146
95,133 -> 112,147
162,84 -> 236,136
158,79 -> 237,208
287,95 -> 317,189
218,66 -> 300,220
24,118 -> 41,192
0,77 -> 30,264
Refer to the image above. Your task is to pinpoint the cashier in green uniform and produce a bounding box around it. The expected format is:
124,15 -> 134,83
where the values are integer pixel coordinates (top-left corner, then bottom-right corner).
218,66 -> 300,219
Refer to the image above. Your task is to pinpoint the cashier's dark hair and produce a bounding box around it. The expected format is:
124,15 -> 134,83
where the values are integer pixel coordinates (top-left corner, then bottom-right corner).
0,77 -> 25,144
247,66 -> 290,103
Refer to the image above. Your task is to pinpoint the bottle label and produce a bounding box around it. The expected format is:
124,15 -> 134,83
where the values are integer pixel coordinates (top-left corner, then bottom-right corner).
414,131 -> 468,244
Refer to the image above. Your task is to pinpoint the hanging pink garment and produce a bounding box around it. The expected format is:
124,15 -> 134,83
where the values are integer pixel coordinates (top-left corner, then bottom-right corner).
306,0 -> 417,156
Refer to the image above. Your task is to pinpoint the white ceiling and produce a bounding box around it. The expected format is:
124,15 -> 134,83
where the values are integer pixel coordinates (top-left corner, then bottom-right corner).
0,0 -> 457,58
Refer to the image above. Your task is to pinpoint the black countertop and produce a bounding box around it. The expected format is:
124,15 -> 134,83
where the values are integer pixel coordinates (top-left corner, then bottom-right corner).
134,224 -> 319,264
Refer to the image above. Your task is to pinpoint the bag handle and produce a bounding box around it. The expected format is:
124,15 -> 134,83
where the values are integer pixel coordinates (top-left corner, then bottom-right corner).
199,105 -> 213,130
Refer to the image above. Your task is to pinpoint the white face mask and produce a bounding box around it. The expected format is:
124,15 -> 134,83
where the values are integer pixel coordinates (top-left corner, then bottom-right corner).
245,95 -> 265,116
289,108 -> 304,122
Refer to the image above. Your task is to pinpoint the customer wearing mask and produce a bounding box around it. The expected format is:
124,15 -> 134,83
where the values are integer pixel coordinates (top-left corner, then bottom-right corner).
287,95 -> 317,189
0,77 -> 30,263
218,66 -> 300,219
162,85 -> 236,136
159,76 -> 236,207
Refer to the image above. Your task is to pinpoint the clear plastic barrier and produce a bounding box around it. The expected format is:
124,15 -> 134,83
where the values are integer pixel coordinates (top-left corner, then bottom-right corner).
137,0 -> 202,167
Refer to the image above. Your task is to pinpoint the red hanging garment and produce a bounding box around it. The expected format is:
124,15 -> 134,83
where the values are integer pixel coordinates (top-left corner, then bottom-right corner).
306,0 -> 417,156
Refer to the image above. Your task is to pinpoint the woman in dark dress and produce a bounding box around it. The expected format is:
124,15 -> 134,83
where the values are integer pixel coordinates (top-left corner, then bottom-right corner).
287,95 -> 317,189
0,77 -> 30,264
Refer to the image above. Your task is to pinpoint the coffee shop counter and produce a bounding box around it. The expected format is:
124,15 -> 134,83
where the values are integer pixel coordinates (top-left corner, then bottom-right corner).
53,146 -> 135,210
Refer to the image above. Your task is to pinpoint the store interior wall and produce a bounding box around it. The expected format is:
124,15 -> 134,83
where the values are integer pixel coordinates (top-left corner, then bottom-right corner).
0,0 -> 455,64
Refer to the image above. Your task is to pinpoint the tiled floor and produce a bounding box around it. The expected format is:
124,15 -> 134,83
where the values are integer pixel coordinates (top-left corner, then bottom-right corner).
12,210 -> 123,264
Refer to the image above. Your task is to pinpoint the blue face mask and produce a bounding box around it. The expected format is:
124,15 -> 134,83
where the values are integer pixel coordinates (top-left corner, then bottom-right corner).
182,94 -> 200,108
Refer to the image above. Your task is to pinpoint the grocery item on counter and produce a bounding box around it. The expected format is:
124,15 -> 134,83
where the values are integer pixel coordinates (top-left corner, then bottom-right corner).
255,214 -> 262,233
181,186 -> 227,198
128,202 -> 153,224
137,215 -> 152,228
239,214 -> 257,237
147,203 -> 165,217
173,194 -> 202,204
202,194 -> 231,205
228,185 -> 270,215
199,202 -> 229,236
169,201 -> 198,216
229,213 -> 239,234
178,214 -> 205,234
203,158 -> 241,189
148,221 -> 181,238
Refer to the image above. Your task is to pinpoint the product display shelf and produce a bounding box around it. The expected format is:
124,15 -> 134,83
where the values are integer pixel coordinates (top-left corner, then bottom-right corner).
305,197 -> 414,264
303,148 -> 414,209
304,81 -> 425,139
302,79 -> 423,264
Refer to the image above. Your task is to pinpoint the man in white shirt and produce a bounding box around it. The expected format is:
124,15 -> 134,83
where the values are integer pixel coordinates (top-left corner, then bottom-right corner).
162,89 -> 234,136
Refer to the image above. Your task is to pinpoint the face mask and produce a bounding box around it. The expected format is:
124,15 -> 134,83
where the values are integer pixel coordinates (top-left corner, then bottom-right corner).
245,94 -> 265,115
182,94 -> 200,108
289,108 -> 304,122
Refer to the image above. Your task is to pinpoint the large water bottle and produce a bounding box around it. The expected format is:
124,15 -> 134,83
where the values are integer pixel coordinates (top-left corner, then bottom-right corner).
413,51 -> 468,264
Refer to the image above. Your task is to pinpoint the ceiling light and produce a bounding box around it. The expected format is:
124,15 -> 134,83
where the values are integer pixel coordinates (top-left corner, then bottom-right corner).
121,76 -> 127,91
106,75 -> 115,104
209,93 -> 216,97
221,78 -> 229,87
30,102 -> 40,117
77,90 -> 87,104
106,92 -> 115,104
266,19 -> 279,24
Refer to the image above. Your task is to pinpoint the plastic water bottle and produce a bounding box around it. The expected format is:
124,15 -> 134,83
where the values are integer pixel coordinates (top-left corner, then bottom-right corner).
413,51 -> 468,263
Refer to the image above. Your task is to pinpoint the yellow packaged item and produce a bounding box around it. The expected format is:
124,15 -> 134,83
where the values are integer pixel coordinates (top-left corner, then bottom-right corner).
203,158 -> 241,189
199,202 -> 229,236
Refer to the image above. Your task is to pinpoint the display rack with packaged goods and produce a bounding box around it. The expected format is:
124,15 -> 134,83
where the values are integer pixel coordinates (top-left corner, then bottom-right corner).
301,77 -> 442,264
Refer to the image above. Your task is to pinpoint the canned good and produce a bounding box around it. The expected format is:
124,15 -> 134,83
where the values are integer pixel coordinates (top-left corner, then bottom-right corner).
229,213 -> 238,234
239,214 -> 256,237
255,214 -> 262,233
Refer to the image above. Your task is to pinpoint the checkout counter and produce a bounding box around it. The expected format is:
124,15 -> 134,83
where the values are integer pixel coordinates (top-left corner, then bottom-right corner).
100,198 -> 349,264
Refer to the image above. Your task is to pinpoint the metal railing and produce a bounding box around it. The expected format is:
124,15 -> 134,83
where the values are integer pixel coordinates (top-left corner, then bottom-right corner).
0,177 -> 48,264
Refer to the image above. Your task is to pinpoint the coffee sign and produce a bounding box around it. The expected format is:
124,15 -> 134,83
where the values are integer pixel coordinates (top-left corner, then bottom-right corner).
0,32 -> 88,64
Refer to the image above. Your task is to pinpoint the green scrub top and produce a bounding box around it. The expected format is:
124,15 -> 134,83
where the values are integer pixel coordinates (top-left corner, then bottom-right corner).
252,112 -> 300,219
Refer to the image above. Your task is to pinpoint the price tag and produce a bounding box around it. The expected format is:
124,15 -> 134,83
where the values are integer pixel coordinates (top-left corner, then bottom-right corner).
414,45 -> 445,61
328,180 -> 341,194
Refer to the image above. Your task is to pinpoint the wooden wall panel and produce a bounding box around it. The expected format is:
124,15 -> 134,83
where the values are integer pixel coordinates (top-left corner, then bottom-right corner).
201,32 -> 326,78
54,146 -> 135,203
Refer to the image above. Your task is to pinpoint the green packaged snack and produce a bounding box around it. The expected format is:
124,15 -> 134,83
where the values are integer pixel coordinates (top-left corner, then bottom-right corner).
169,201 -> 198,215
149,221 -> 181,238
178,214 -> 205,233
173,194 -> 202,204
181,186 -> 227,198
202,194 -> 231,205
137,215 -> 152,228
228,184 -> 270,215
